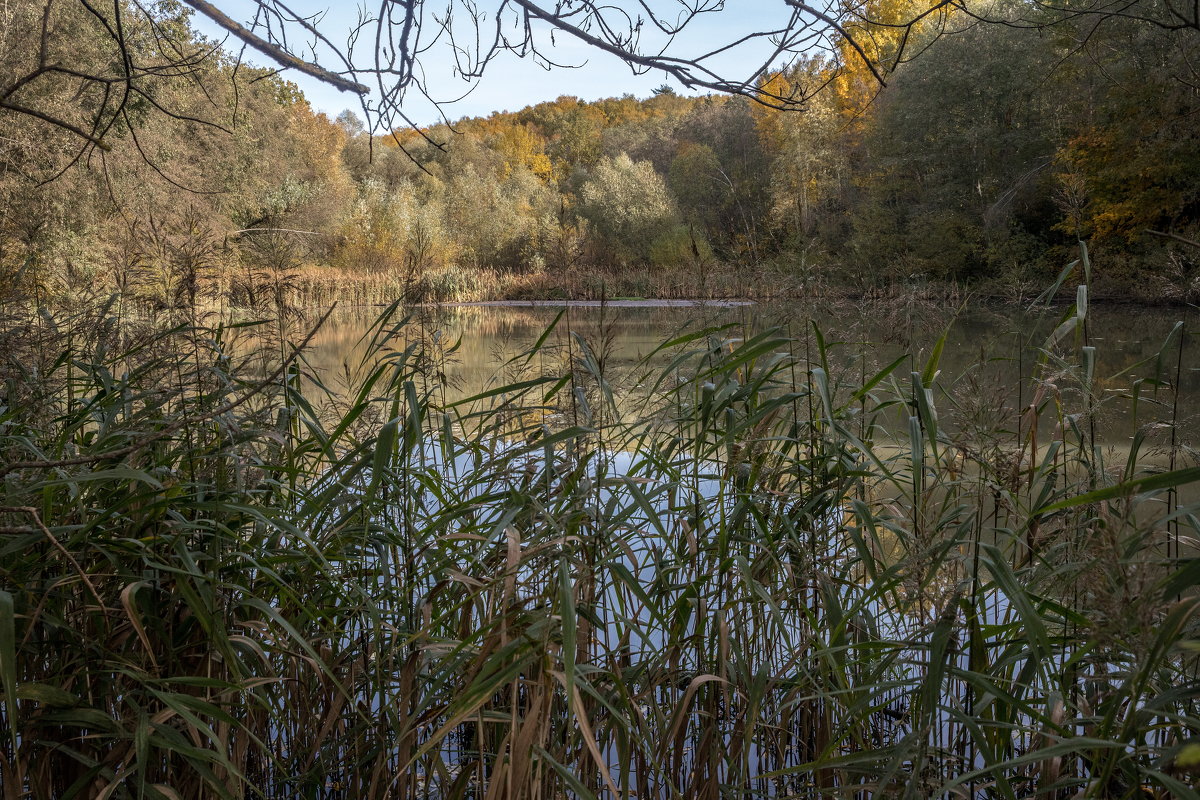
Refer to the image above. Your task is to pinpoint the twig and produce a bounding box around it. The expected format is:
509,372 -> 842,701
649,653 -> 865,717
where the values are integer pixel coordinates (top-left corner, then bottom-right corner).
232,228 -> 328,236
1146,229 -> 1200,249
180,0 -> 370,94
0,100 -> 111,151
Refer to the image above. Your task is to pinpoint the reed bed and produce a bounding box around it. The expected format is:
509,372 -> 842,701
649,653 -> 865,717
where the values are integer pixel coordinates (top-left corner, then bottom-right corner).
275,262 -> 841,307
1,252 -> 1198,799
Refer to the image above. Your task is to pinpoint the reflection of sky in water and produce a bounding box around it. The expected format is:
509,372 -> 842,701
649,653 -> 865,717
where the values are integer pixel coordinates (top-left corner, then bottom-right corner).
346,435 -> 1100,794
270,299 -> 1190,794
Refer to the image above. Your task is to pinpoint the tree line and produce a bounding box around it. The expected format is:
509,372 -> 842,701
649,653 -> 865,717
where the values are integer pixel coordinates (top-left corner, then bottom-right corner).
2,0 -> 1198,304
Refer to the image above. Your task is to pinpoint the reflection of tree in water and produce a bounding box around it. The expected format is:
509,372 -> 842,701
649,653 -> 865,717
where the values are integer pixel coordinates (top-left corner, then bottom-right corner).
288,301 -> 1200,449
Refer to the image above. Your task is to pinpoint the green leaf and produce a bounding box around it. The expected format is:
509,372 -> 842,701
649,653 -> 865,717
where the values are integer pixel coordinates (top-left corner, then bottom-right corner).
1175,742 -> 1200,769
921,329 -> 947,388
0,591 -> 16,753
1036,466 -> 1200,514
559,558 -> 577,705
11,682 -> 78,707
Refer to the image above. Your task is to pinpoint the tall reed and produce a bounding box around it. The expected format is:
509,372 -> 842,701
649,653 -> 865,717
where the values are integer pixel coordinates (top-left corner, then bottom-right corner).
0,262 -> 1197,799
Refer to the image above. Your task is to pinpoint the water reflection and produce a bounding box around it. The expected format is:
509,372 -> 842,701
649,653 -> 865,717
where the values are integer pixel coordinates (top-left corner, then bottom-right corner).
292,299 -> 1199,449
243,298 -> 1194,796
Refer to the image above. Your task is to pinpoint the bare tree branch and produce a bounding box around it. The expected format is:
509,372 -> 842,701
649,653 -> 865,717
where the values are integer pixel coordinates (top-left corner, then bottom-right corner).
0,99 -> 111,150
179,0 -> 371,94
1146,229 -> 1200,249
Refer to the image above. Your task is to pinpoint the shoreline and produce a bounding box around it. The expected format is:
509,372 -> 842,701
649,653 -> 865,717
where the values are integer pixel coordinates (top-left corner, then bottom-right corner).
280,264 -> 1200,310
418,298 -> 758,308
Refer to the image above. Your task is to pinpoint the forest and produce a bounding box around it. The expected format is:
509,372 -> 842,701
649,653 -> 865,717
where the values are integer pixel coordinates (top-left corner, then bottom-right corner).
3,1 -> 1200,798
3,0 -> 1199,306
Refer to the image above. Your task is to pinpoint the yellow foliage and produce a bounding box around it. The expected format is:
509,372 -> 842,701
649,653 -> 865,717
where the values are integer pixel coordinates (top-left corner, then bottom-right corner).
493,122 -> 556,182
749,72 -> 793,151
832,0 -> 957,119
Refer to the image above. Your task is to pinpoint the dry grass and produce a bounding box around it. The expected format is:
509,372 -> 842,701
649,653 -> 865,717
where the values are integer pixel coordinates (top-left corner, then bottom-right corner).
278,262 -> 831,307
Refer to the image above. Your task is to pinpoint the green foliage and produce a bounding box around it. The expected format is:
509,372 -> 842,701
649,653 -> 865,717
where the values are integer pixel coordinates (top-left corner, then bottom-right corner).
333,178 -> 453,278
1054,16 -> 1200,293
4,0 -> 1200,299
1,280 -> 1198,796
845,18 -> 1063,282
647,223 -> 712,268
668,142 -> 726,231
578,153 -> 682,265
443,162 -> 556,272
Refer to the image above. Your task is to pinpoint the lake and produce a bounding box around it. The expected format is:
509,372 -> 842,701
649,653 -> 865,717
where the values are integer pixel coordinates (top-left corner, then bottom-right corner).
276,296 -> 1198,796
293,298 -> 1199,450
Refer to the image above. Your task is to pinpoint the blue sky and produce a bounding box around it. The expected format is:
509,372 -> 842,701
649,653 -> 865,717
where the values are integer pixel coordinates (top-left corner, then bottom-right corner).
189,1 -> 803,125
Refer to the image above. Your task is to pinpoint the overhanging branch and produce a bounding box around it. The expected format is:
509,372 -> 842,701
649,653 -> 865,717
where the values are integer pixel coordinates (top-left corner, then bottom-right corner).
180,0 -> 371,94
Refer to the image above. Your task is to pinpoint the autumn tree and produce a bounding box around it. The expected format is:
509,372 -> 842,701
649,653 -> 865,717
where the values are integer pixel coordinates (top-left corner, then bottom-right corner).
1055,19 -> 1200,244
842,16 -> 1066,282
578,152 -> 681,266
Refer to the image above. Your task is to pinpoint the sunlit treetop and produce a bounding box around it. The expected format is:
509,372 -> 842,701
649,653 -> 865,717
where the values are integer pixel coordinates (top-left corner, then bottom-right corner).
2,0 -> 1197,162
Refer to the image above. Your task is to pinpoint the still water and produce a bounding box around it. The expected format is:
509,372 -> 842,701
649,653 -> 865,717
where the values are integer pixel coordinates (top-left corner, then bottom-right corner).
294,298 -> 1199,448
282,298 -> 1194,793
